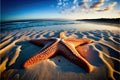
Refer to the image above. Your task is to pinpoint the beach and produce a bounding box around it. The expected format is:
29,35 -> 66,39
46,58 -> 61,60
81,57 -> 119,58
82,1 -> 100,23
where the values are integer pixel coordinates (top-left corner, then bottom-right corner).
0,21 -> 120,80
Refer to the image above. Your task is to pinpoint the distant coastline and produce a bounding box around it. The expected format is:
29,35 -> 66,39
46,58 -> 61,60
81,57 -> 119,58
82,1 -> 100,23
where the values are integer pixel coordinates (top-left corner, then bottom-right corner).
76,18 -> 120,24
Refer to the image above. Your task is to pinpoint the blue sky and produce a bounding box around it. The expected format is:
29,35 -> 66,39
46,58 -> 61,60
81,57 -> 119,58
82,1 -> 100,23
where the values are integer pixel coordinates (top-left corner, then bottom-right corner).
1,0 -> 120,21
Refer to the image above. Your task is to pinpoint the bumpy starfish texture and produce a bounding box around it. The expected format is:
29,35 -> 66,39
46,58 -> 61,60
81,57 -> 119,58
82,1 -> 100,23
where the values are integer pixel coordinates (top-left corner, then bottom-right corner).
23,32 -> 94,72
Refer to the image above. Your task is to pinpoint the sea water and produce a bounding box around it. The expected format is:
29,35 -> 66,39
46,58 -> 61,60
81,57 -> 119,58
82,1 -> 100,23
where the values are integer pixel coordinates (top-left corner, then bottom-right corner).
1,20 -> 80,31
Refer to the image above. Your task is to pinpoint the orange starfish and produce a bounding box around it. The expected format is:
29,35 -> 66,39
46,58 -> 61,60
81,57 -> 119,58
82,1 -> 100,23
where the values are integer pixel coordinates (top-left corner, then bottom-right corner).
23,32 -> 94,72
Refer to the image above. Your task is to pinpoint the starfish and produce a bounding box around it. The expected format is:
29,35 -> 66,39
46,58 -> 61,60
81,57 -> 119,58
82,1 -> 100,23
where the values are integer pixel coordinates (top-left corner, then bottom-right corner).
23,32 -> 94,72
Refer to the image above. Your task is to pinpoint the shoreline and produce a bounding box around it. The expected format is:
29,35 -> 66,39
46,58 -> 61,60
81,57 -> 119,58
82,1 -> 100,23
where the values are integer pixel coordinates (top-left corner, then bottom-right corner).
1,21 -> 120,33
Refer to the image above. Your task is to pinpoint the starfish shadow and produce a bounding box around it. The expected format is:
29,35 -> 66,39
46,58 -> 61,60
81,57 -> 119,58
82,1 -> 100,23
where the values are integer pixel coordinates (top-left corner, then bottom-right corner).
5,40 -> 84,73
5,40 -> 87,74
5,40 -> 90,74
5,40 -> 42,70
50,54 -> 87,73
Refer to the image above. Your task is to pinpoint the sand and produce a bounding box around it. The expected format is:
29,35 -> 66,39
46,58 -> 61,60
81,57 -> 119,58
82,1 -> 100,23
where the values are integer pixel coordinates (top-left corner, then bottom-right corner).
0,22 -> 120,80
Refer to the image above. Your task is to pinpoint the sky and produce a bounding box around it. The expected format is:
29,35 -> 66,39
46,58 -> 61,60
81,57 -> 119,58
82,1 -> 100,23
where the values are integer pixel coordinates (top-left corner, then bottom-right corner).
1,0 -> 120,21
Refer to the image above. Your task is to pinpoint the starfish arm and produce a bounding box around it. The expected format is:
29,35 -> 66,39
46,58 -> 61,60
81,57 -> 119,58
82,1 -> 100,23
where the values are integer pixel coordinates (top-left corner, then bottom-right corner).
59,32 -> 67,39
30,39 -> 56,47
60,41 -> 94,72
23,40 -> 59,68
76,46 -> 90,59
64,38 -> 94,47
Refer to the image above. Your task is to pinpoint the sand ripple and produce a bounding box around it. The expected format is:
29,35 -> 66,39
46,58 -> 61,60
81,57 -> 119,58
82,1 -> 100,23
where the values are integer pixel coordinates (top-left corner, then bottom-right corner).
0,27 -> 120,80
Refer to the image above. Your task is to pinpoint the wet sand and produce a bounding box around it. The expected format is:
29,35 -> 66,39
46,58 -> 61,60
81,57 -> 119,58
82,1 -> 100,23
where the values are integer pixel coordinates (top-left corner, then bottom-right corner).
0,22 -> 120,80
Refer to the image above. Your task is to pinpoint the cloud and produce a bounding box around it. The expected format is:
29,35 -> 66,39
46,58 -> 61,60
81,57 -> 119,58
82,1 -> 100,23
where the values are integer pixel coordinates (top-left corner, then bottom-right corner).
83,0 -> 91,2
57,0 -> 117,14
71,6 -> 76,10
57,0 -> 62,6
58,2 -> 62,6
90,0 -> 117,12
90,0 -> 104,10
78,0 -> 90,9
73,0 -> 78,4
96,2 -> 117,12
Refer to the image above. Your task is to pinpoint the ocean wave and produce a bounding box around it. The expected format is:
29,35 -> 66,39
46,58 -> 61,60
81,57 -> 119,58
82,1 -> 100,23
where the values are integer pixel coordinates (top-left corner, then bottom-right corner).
1,20 -> 80,31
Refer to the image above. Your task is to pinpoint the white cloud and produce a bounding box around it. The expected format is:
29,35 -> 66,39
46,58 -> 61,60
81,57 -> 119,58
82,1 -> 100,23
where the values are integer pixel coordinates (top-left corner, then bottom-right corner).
71,6 -> 76,10
97,2 -> 117,12
79,0 -> 90,8
56,0 -> 118,18
89,0 -> 117,12
58,2 -> 62,6
83,0 -> 91,2
90,0 -> 104,10
73,0 -> 78,4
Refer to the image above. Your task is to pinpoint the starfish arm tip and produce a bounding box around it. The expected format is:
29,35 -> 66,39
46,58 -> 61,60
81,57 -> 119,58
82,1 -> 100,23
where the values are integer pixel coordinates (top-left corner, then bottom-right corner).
23,60 -> 31,68
59,32 -> 66,38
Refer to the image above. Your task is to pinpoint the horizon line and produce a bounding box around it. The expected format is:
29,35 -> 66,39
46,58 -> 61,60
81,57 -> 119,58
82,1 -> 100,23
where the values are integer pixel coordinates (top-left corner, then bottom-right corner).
1,17 -> 120,22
